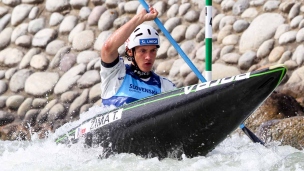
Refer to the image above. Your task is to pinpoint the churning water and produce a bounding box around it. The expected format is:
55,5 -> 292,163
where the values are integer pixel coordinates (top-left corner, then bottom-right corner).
1,106 -> 304,171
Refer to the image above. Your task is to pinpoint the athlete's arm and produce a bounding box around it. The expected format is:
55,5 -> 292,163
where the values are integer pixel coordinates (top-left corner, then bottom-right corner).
100,6 -> 158,64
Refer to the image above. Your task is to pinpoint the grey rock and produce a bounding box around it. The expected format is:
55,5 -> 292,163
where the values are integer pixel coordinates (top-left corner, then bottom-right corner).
238,50 -> 256,70
23,109 -> 39,127
79,7 -> 91,21
164,17 -> 182,33
45,0 -> 69,12
48,103 -> 66,121
269,46 -> 285,62
179,3 -> 191,16
0,14 -> 11,32
54,64 -> 86,94
288,3 -> 301,20
45,40 -> 65,56
233,19 -> 249,33
220,45 -> 234,57
72,30 -> 94,51
49,46 -> 71,69
0,27 -> 12,50
30,54 -> 49,70
77,70 -> 101,88
222,34 -> 239,45
61,91 -> 80,103
59,53 -> 77,72
68,22 -> 85,43
278,51 -> 292,64
241,7 -> 258,18
15,35 -> 32,47
28,18 -> 45,34
25,72 -> 60,96
11,23 -> 28,43
257,39 -> 274,59
296,28 -> 304,42
70,0 -> 88,9
11,4 -> 33,26
113,16 -> 130,29
59,15 -> 78,34
221,0 -> 235,12
263,1 -> 280,12
32,28 -> 57,47
171,25 -> 187,43
17,98 -> 33,119
292,45 -> 304,65
32,98 -> 47,108
98,9 -> 118,31
290,15 -> 303,29
279,1 -> 294,13
77,50 -> 99,64
28,6 -> 39,19
6,95 -> 25,109
0,48 -> 23,67
4,67 -> 18,80
88,5 -> 107,26
0,7 -> 9,18
0,80 -> 8,95
19,48 -> 41,69
184,10 -> 199,22
124,1 -> 140,13
0,96 -> 8,108
219,16 -> 236,30
167,4 -> 179,18
89,83 -> 101,103
0,110 -> 14,126
36,99 -> 57,124
49,12 -> 64,26
233,0 -> 250,15
185,24 -> 201,40
221,53 -> 241,64
68,89 -> 89,118
278,30 -> 297,45
274,24 -> 290,39
239,13 -> 285,53
9,69 -> 32,92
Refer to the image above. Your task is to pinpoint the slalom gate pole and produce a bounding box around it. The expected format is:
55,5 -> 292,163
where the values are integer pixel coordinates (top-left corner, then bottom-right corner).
139,0 -> 207,83
205,0 -> 212,81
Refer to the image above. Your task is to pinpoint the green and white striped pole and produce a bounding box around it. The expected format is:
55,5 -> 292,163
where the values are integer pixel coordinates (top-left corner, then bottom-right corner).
205,0 -> 212,81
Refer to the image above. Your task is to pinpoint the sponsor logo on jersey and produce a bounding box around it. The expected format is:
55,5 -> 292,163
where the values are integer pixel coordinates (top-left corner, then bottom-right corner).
184,72 -> 250,94
129,84 -> 158,95
139,38 -> 158,45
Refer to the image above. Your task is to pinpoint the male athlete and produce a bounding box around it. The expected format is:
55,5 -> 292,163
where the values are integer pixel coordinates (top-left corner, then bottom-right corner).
100,6 -> 176,107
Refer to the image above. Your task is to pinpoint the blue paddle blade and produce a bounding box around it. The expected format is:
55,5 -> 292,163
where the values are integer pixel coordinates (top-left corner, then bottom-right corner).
240,124 -> 265,145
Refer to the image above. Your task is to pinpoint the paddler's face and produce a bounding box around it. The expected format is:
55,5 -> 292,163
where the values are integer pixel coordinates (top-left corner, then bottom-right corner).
132,45 -> 158,72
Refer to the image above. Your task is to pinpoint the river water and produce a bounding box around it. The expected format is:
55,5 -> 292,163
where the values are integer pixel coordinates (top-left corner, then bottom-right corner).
1,106 -> 304,171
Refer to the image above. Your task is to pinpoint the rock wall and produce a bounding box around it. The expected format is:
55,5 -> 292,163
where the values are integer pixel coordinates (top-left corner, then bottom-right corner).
0,0 -> 304,148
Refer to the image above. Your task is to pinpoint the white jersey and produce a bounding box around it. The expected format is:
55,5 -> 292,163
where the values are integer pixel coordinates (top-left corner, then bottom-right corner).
100,57 -> 176,106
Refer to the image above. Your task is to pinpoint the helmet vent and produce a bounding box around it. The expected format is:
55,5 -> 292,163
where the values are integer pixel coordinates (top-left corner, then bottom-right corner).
147,29 -> 151,35
134,28 -> 140,32
135,33 -> 143,37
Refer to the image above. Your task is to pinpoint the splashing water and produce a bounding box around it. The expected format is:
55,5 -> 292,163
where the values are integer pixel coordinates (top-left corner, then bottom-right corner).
1,106 -> 304,171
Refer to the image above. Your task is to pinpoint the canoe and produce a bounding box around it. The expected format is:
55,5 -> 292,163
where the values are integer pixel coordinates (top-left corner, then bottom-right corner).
55,65 -> 287,159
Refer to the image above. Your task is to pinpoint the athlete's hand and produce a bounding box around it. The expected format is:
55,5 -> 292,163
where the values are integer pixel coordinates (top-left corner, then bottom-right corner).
138,5 -> 158,22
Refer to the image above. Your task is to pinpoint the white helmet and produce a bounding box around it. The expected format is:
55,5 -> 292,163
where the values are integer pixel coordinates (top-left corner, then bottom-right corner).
125,24 -> 160,49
